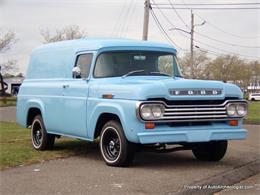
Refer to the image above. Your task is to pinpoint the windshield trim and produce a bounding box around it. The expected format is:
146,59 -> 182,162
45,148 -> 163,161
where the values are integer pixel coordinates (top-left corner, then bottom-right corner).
92,50 -> 180,79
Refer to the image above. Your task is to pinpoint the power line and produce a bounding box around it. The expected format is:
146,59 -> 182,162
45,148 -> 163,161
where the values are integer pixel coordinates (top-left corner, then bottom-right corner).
112,0 -> 128,36
150,8 -> 185,51
119,0 -> 135,37
167,0 -> 189,29
152,0 -> 178,29
124,0 -> 138,37
150,2 -> 259,60
193,37 -> 260,60
150,9 -> 179,48
198,46 -> 259,62
151,6 -> 260,10
151,2 -> 260,6
166,20 -> 260,60
152,0 -> 190,47
194,31 -> 260,48
194,12 -> 260,39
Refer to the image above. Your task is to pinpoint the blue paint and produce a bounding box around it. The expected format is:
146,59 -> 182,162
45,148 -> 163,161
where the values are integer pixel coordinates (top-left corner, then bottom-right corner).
16,38 -> 247,145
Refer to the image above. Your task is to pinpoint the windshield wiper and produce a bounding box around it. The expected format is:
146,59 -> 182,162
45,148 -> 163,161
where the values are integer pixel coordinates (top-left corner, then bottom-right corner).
149,72 -> 172,77
122,70 -> 145,78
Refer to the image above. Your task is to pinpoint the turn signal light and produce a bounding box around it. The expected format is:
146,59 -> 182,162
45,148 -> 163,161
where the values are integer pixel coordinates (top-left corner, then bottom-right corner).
145,122 -> 155,129
229,120 -> 238,126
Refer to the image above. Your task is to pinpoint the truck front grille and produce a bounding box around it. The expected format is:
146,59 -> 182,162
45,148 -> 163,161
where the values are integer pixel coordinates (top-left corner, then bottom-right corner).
162,103 -> 228,122
138,99 -> 245,123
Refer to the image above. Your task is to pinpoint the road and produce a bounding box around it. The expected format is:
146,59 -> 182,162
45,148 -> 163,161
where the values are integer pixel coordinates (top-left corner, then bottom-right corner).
0,107 -> 259,194
0,106 -> 16,122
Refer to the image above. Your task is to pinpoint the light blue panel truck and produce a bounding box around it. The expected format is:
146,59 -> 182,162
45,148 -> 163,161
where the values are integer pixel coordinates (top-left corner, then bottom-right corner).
17,38 -> 248,167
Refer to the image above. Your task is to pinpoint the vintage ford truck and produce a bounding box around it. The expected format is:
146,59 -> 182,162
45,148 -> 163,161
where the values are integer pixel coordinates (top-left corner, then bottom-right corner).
17,38 -> 248,166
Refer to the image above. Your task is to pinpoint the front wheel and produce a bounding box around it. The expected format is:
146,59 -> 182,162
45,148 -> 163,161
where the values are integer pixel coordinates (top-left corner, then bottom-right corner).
192,141 -> 228,161
31,115 -> 55,150
100,120 -> 135,167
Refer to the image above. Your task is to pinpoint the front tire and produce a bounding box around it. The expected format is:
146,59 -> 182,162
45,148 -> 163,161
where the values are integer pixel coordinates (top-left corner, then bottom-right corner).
192,141 -> 228,161
31,115 -> 55,150
100,120 -> 135,167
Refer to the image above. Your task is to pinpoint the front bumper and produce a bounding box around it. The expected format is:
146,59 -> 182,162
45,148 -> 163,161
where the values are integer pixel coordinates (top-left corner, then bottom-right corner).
137,127 -> 247,144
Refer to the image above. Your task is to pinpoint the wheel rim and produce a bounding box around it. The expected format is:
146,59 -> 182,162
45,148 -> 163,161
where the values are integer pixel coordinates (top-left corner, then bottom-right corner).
101,127 -> 121,162
32,120 -> 43,147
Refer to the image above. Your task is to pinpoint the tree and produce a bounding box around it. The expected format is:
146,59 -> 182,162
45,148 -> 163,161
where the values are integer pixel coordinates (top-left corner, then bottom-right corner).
0,30 -> 18,96
0,30 -> 18,76
248,61 -> 260,92
40,25 -> 87,43
0,60 -> 18,76
0,30 -> 17,53
204,55 -> 259,91
205,55 -> 243,82
179,50 -> 209,79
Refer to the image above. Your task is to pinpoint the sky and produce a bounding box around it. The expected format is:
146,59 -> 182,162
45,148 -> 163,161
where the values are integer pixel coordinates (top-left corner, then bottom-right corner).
0,0 -> 259,74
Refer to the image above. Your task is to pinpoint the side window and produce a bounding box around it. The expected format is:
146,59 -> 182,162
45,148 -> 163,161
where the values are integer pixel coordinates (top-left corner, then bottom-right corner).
74,53 -> 93,79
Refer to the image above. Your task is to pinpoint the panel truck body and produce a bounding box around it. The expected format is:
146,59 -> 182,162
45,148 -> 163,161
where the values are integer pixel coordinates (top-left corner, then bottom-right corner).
17,38 -> 248,166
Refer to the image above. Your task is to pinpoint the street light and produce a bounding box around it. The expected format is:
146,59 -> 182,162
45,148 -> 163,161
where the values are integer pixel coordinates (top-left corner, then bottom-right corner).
169,27 -> 191,34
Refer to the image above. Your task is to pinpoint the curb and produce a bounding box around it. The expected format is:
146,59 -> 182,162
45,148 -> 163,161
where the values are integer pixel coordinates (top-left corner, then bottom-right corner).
170,159 -> 260,195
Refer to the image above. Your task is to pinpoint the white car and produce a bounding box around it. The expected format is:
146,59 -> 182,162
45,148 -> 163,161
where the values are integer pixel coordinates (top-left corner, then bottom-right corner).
248,93 -> 260,101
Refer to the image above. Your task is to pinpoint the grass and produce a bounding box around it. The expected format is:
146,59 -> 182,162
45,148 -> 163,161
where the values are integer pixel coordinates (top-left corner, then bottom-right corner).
245,102 -> 260,124
0,97 -> 16,107
0,121 -> 98,170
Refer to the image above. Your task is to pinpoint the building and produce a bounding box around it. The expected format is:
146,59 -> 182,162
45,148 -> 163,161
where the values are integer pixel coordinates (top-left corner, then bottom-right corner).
3,76 -> 24,95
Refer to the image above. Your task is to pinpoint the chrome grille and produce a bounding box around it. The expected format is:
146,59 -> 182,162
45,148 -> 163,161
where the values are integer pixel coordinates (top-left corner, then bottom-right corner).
138,100 -> 246,122
162,103 -> 228,122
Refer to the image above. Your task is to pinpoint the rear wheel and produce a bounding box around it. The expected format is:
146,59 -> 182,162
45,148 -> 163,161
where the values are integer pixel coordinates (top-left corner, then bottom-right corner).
31,115 -> 55,150
192,141 -> 228,161
100,120 -> 135,167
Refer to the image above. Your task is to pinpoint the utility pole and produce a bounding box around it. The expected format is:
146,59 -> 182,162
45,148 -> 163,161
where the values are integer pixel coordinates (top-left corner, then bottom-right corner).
142,0 -> 150,41
169,10 -> 205,78
190,10 -> 194,78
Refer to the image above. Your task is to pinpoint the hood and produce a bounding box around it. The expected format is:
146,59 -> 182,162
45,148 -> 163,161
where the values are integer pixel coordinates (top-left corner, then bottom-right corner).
89,76 -> 243,100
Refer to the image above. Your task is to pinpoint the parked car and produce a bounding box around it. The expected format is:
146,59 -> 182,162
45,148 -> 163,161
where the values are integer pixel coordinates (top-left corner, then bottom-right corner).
16,38 -> 248,166
248,93 -> 260,101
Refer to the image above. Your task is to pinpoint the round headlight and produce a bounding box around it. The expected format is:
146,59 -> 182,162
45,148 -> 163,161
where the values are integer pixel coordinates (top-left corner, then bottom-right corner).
227,104 -> 236,116
151,105 -> 164,118
140,105 -> 152,119
236,104 -> 247,116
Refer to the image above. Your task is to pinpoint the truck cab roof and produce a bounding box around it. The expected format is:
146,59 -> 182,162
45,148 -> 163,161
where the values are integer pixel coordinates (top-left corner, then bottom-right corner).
35,38 -> 177,54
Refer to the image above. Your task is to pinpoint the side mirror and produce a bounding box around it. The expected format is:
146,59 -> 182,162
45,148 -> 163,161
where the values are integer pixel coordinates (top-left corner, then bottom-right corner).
72,66 -> 81,78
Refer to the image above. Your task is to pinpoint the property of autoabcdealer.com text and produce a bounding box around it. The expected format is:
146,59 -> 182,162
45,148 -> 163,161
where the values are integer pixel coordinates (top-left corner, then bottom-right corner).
183,184 -> 256,190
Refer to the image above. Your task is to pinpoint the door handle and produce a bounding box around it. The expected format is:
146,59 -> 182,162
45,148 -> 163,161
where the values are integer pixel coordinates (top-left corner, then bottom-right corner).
62,84 -> 70,88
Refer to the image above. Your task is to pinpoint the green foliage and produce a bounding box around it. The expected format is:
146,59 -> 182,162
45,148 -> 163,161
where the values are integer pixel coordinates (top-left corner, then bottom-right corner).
0,97 -> 17,107
245,102 -> 260,124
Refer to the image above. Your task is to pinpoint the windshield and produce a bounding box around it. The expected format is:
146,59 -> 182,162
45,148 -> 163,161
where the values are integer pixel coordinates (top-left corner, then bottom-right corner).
93,51 -> 182,78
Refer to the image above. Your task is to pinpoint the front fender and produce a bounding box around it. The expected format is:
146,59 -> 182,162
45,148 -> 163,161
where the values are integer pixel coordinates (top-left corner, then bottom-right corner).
87,98 -> 139,142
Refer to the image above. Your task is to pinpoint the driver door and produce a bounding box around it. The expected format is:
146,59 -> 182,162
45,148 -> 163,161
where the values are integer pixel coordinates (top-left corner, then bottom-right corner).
61,52 -> 93,138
